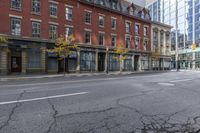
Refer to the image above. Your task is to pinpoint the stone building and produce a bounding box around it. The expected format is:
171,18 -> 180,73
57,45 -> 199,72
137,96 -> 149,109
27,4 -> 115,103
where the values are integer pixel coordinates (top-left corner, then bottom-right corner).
151,21 -> 172,70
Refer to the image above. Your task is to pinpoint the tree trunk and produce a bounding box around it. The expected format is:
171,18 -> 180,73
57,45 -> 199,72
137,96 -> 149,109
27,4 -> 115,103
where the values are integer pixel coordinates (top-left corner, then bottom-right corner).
64,57 -> 66,76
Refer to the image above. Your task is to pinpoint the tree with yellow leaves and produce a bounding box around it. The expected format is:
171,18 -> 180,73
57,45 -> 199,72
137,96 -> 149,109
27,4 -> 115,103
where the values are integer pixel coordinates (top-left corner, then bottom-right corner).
0,35 -> 8,44
113,44 -> 129,72
151,48 -> 160,70
48,35 -> 78,76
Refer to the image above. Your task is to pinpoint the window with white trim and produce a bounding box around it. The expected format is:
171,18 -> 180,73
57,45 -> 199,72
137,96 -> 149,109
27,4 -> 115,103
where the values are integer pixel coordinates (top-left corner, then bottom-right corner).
111,18 -> 116,30
11,17 -> 21,36
66,6 -> 73,20
85,11 -> 92,24
111,35 -> 117,47
99,15 -> 105,27
99,33 -> 105,46
65,27 -> 73,39
85,31 -> 91,44
49,24 -> 58,39
32,0 -> 40,13
125,21 -> 131,33
125,35 -> 131,48
32,21 -> 41,37
11,0 -> 21,10
50,3 -> 57,17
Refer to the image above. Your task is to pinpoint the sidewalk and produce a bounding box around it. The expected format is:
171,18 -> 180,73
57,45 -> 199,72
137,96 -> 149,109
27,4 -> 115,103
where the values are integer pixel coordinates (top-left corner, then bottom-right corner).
0,71 -> 168,81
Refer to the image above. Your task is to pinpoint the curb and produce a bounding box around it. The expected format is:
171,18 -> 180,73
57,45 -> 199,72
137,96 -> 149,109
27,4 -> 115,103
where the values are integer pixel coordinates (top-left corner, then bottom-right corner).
0,71 -> 169,81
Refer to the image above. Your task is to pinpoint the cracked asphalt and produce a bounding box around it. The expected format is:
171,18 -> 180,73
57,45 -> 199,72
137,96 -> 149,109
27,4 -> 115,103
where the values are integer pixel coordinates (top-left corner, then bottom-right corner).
0,71 -> 200,133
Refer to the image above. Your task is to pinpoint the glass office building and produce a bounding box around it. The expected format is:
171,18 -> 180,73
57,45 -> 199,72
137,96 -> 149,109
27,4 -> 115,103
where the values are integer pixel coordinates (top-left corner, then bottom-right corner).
147,0 -> 200,69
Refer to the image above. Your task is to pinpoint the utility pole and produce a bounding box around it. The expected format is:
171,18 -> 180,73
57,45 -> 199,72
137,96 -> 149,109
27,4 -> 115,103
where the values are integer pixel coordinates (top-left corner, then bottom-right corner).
175,0 -> 179,71
192,0 -> 196,69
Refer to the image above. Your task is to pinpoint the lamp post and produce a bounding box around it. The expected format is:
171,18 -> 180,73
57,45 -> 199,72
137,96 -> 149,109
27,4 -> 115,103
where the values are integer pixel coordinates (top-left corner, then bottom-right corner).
106,47 -> 109,74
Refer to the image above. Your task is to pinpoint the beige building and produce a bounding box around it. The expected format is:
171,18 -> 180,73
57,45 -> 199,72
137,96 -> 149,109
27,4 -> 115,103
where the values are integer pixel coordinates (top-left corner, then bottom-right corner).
151,21 -> 172,70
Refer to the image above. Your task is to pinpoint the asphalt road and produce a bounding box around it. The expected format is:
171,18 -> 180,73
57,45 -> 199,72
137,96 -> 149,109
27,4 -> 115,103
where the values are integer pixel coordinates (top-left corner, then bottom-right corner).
0,71 -> 200,133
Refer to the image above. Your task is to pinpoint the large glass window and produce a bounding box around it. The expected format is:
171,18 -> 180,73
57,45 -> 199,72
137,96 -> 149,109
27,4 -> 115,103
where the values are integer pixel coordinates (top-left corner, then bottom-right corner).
50,3 -> 57,17
80,51 -> 96,71
109,54 -> 120,71
27,48 -> 41,68
32,0 -> 40,13
11,0 -> 21,9
32,21 -> 41,37
11,18 -> 21,36
124,55 -> 132,71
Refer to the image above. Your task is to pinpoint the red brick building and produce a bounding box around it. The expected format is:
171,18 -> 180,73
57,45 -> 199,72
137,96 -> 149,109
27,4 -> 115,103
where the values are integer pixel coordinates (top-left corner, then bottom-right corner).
0,0 -> 152,74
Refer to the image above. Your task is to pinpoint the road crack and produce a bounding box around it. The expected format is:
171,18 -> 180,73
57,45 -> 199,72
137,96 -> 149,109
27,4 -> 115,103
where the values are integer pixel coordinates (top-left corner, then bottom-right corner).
0,91 -> 26,131
44,99 -> 58,133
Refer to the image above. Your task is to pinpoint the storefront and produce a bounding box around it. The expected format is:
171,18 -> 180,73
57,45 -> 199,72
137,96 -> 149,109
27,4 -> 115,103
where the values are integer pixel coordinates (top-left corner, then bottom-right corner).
108,53 -> 120,71
80,51 -> 96,72
124,55 -> 133,71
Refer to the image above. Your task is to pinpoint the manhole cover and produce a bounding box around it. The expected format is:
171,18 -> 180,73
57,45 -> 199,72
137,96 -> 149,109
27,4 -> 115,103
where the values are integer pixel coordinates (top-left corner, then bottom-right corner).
157,83 -> 175,86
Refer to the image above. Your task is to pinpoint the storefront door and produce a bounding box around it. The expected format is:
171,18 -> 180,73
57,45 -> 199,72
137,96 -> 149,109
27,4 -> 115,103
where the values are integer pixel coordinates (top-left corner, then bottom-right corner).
98,53 -> 105,72
11,56 -> 22,72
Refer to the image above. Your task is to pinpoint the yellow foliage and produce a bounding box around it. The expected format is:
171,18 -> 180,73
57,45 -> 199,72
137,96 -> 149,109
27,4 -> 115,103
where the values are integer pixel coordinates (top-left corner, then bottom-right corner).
47,35 -> 78,58
0,36 -> 8,44
113,44 -> 129,62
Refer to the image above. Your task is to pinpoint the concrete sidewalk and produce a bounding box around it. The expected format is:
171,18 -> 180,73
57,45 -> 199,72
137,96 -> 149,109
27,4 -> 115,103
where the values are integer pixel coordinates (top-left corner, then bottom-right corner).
0,71 -> 168,81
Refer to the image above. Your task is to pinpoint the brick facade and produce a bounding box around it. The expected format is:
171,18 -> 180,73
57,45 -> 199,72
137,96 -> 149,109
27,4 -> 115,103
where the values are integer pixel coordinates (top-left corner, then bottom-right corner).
0,0 -> 170,75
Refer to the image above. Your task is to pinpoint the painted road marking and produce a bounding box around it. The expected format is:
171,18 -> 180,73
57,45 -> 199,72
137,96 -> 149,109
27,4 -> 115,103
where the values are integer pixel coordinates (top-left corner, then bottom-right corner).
158,83 -> 175,86
0,92 -> 88,106
170,79 -> 193,83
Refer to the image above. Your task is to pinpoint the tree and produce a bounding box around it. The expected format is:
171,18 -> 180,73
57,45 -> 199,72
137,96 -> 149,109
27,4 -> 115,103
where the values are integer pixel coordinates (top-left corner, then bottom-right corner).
47,35 -> 78,76
113,44 -> 129,72
0,35 -> 8,44
151,48 -> 160,70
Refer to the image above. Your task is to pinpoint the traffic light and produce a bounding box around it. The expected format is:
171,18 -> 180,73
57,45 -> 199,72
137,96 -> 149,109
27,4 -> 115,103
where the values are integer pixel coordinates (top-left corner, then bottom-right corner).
192,43 -> 196,51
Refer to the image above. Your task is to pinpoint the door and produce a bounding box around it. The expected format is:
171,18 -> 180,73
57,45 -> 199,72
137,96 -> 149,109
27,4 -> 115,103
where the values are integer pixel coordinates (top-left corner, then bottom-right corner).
98,53 -> 105,72
134,55 -> 139,71
11,56 -> 22,72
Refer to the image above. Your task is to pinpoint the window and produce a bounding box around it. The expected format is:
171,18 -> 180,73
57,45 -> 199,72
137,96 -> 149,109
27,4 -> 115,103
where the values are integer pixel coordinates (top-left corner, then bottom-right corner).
111,18 -> 116,30
85,11 -> 92,24
99,33 -> 105,46
27,48 -> 41,68
125,35 -> 131,48
11,0 -> 21,10
135,37 -> 140,50
11,18 -> 21,36
50,3 -> 57,17
85,31 -> 91,44
144,27 -> 148,36
32,21 -> 41,37
111,35 -> 117,47
144,40 -> 148,51
135,24 -> 140,34
80,51 -> 96,71
32,0 -> 40,13
66,6 -> 73,20
97,0 -> 105,5
125,21 -> 131,33
49,25 -> 57,39
65,27 -> 73,38
99,15 -> 105,27
160,32 -> 164,46
111,1 -> 117,9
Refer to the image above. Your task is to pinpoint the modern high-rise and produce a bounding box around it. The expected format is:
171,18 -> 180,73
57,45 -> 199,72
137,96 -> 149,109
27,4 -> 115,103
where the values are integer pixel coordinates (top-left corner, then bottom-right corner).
147,0 -> 200,69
